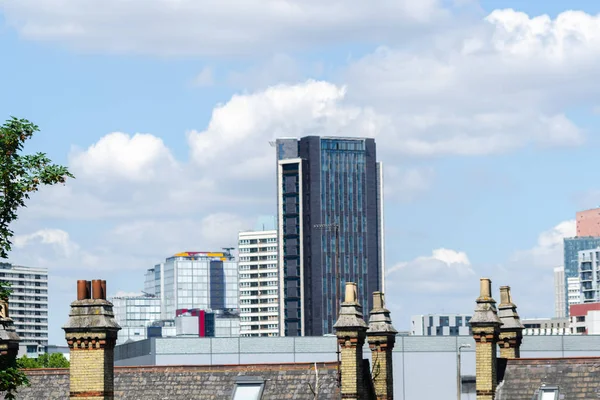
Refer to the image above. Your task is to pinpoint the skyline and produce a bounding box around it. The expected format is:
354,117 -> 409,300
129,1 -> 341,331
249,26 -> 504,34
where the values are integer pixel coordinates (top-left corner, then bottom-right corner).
2,0 -> 600,344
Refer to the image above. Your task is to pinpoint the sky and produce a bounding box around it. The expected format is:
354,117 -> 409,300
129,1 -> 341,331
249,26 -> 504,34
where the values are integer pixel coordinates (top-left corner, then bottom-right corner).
1,0 -> 600,344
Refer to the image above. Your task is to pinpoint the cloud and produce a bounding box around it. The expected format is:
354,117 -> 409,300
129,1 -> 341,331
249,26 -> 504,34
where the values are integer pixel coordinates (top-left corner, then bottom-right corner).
384,166 -> 435,201
69,132 -> 178,183
187,80 -> 383,179
0,0 -> 446,56
385,248 -> 475,322
340,9 -> 600,156
11,229 -> 100,270
388,248 -> 474,292
511,220 -> 575,268
192,67 -> 215,87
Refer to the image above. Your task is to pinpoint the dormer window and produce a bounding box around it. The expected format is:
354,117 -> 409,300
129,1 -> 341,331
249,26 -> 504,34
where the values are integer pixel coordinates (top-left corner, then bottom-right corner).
536,385 -> 559,400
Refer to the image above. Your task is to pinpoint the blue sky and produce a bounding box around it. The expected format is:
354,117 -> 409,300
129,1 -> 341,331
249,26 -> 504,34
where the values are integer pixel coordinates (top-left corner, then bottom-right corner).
1,0 -> 599,343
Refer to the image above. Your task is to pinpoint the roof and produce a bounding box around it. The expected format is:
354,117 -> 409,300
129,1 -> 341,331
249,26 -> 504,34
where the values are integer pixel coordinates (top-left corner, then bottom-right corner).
496,357 -> 600,400
13,362 -> 341,400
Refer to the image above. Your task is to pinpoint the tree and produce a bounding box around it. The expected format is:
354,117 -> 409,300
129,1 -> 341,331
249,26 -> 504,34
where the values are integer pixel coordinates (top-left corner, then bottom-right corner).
17,353 -> 70,369
0,117 -> 74,399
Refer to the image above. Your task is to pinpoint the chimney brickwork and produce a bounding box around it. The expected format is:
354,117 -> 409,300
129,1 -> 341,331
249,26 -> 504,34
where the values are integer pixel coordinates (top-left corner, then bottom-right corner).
497,286 -> 524,359
367,292 -> 397,400
470,278 -> 502,400
334,283 -> 368,400
63,280 -> 120,400
0,297 -> 20,370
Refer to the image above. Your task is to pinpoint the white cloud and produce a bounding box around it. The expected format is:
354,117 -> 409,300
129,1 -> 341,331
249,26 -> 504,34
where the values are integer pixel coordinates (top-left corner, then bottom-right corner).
0,0 -> 446,56
69,132 -> 178,182
384,166 -> 435,201
11,229 -> 100,270
385,248 -> 475,323
388,248 -> 474,290
340,9 -> 600,156
192,67 -> 215,87
187,80 -> 383,179
511,220 -> 575,268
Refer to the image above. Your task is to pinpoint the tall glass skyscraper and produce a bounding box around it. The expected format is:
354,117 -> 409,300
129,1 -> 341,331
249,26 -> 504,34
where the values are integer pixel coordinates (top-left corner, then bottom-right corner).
276,136 -> 384,336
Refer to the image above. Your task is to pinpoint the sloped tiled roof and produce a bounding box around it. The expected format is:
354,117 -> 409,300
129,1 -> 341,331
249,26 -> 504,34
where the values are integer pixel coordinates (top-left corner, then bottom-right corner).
496,357 -> 600,400
13,362 -> 341,400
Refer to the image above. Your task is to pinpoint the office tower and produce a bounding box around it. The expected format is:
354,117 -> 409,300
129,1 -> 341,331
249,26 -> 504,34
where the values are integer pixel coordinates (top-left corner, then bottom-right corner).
410,314 -> 472,336
578,247 -> 600,303
554,266 -> 566,318
0,263 -> 48,353
144,251 -> 238,320
563,237 -> 600,315
577,208 -> 600,237
276,136 -> 384,336
238,230 -> 279,337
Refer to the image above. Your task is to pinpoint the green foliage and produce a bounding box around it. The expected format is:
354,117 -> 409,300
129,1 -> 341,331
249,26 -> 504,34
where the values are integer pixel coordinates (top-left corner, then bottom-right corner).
0,367 -> 29,400
0,117 -> 73,399
0,117 -> 74,259
0,281 -> 11,302
17,353 -> 69,369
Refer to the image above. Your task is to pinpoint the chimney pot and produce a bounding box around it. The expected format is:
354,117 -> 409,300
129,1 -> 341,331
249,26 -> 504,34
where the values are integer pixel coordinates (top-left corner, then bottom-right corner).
345,282 -> 357,303
500,286 -> 511,305
479,278 -> 492,298
373,291 -> 384,309
91,280 -> 103,300
101,280 -> 107,300
77,280 -> 90,300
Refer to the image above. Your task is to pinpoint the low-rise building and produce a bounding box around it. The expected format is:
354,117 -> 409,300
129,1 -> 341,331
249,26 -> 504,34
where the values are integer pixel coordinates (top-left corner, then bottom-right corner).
410,314 -> 472,336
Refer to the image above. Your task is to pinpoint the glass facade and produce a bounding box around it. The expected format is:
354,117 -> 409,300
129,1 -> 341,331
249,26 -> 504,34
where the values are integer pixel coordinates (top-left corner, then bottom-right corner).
276,136 -> 383,336
145,253 -> 239,321
563,237 -> 600,315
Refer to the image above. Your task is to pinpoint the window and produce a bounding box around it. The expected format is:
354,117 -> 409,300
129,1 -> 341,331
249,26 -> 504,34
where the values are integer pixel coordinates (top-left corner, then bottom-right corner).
537,386 -> 559,400
231,376 -> 265,400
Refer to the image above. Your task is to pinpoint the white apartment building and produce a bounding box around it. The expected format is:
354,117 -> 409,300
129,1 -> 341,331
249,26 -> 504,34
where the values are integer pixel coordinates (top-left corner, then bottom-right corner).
0,263 -> 48,355
411,314 -> 472,336
578,248 -> 600,303
554,266 -> 566,318
238,230 -> 279,337
568,277 -> 582,309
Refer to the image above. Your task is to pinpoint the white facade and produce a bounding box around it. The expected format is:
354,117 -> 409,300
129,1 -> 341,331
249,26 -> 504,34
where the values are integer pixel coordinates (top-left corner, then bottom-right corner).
0,263 -> 48,354
521,318 -> 571,335
238,230 -> 279,337
554,266 -> 566,318
410,314 -> 471,336
568,277 -> 582,309
578,248 -> 600,303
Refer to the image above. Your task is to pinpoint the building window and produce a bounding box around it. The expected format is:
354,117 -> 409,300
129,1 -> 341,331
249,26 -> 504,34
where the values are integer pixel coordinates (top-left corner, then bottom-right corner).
231,376 -> 265,400
537,386 -> 559,400
440,316 -> 449,326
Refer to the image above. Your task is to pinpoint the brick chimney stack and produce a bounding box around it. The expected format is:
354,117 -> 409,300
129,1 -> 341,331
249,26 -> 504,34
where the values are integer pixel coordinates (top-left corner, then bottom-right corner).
497,286 -> 524,359
367,291 -> 398,400
0,296 -> 20,370
334,282 -> 368,400
469,278 -> 502,400
63,279 -> 120,400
